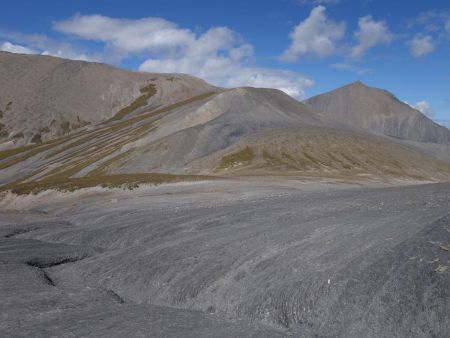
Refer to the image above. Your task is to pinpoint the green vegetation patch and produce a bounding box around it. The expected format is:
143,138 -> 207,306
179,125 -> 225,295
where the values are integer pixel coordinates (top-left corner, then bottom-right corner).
2,173 -> 215,195
110,91 -> 216,128
0,92 -> 216,173
262,149 -> 285,166
87,150 -> 132,176
219,147 -> 255,168
262,149 -> 298,170
109,84 -> 157,122
0,135 -> 75,169
0,144 -> 37,161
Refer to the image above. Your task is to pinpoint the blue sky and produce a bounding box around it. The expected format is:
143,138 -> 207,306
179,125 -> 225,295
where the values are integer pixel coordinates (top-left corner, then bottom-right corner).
1,0 -> 449,126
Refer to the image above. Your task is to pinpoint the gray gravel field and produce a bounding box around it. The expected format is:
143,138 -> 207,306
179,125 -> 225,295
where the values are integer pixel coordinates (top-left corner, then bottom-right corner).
0,179 -> 449,337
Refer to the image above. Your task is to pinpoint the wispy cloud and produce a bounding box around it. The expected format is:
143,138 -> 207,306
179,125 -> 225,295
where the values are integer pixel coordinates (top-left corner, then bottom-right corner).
330,62 -> 372,75
409,10 -> 450,33
409,34 -> 434,58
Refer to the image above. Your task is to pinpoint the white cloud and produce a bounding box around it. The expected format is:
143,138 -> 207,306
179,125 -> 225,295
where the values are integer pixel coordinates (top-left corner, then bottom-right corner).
0,41 -> 36,54
413,100 -> 434,117
54,15 -> 195,54
351,16 -> 393,57
54,15 -> 314,99
139,26 -> 314,98
410,11 -> 450,34
0,31 -> 96,61
331,63 -> 371,75
409,35 -> 434,58
141,57 -> 313,99
41,49 -> 91,61
280,6 -> 346,61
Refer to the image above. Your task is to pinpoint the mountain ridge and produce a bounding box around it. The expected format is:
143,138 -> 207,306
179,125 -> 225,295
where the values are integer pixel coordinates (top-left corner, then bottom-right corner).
0,51 -> 218,146
0,52 -> 449,191
304,81 -> 450,144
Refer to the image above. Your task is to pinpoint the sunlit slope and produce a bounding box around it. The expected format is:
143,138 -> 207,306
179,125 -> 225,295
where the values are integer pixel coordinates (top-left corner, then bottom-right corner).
304,81 -> 450,144
0,51 -> 216,145
1,53 -> 449,192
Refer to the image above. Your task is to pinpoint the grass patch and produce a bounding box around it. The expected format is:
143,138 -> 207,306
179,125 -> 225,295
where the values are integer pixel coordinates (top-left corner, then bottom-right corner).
263,149 -> 290,167
339,152 -> 360,167
0,92 -> 216,173
35,123 -> 154,181
45,128 -> 111,159
115,91 -> 216,127
302,151 -> 319,165
219,147 -> 254,168
0,144 -> 38,161
0,136 -> 75,170
1,173 -> 215,195
109,84 -> 157,122
87,150 -> 132,176
262,150 -> 299,170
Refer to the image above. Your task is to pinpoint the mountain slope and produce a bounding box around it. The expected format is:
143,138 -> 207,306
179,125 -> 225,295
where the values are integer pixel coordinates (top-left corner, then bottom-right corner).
1,86 -> 449,191
304,82 -> 450,144
0,53 -> 449,192
0,51 -> 216,145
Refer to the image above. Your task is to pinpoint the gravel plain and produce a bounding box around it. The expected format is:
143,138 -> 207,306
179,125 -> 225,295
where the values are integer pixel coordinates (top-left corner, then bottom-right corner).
0,178 -> 449,337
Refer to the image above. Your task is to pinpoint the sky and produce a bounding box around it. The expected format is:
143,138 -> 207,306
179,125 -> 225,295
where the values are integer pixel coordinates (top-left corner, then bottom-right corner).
1,0 -> 449,127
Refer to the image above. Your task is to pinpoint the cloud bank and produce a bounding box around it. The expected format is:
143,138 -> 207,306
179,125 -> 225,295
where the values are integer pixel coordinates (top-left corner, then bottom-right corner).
53,15 -> 314,98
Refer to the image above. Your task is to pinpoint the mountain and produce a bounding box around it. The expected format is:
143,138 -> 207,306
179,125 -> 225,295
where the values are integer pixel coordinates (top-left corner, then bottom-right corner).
304,81 -> 450,144
0,53 -> 449,193
0,51 -> 216,145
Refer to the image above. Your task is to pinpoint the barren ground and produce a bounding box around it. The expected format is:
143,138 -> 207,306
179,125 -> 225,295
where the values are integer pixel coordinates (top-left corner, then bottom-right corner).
0,178 -> 449,337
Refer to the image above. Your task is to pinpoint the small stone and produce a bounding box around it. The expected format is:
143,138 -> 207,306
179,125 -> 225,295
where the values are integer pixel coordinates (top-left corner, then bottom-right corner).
435,265 -> 448,273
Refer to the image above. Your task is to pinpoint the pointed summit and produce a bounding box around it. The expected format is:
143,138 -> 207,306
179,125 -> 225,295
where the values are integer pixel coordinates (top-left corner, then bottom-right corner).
347,81 -> 366,87
304,82 -> 450,144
